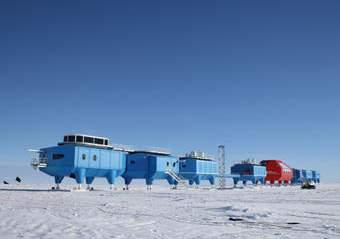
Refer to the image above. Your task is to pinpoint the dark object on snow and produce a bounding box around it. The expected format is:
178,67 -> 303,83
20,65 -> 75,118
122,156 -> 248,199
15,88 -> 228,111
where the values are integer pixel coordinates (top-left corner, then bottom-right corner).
229,217 -> 244,222
15,177 -> 22,183
301,181 -> 315,190
3,181 -> 9,185
287,222 -> 300,225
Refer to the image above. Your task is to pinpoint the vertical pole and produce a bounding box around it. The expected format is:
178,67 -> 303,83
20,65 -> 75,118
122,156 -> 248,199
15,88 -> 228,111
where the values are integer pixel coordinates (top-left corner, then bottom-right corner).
218,145 -> 226,189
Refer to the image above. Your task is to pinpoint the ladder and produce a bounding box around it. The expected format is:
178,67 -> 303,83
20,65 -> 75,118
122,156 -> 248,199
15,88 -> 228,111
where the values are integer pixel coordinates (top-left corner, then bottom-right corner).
165,169 -> 187,187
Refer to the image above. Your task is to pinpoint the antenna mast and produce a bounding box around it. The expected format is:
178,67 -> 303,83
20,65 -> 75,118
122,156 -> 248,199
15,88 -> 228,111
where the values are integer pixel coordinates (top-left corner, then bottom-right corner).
218,145 -> 226,189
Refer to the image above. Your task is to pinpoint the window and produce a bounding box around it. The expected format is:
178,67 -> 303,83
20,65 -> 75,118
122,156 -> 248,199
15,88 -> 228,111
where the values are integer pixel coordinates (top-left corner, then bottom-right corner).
95,138 -> 104,145
53,154 -> 64,160
76,136 -> 83,143
39,152 -> 47,159
104,139 -> 108,145
166,162 -> 170,166
82,154 -> 86,160
63,136 -> 67,142
172,162 -> 176,167
68,135 -> 75,142
182,164 -> 186,168
93,154 -> 97,161
84,137 -> 94,143
130,160 -> 136,164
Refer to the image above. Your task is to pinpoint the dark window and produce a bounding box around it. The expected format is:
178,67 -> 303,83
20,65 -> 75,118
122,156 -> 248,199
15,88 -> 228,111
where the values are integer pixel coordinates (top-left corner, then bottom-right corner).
84,137 -> 94,143
130,160 -> 136,164
76,136 -> 83,143
68,135 -> 75,142
93,154 -> 97,161
104,139 -> 108,145
173,162 -> 176,167
182,164 -> 186,168
53,154 -> 64,160
95,138 -> 104,145
82,154 -> 86,160
39,152 -> 47,159
166,162 -> 170,166
63,136 -> 67,142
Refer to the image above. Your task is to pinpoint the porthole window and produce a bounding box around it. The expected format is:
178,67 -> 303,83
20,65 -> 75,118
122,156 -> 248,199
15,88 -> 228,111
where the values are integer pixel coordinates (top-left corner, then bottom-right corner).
82,154 -> 86,160
130,160 -> 136,164
166,162 -> 170,166
93,155 -> 97,161
172,162 -> 176,167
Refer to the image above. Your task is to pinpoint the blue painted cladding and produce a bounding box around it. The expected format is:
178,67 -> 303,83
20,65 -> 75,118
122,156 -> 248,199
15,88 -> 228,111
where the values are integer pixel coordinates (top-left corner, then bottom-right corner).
40,145 -> 75,177
302,170 -> 313,180
231,164 -> 266,177
292,169 -> 303,184
179,158 -> 217,175
312,170 -> 320,183
230,163 -> 266,185
123,153 -> 179,185
74,146 -> 126,170
179,158 -> 217,185
39,144 -> 126,184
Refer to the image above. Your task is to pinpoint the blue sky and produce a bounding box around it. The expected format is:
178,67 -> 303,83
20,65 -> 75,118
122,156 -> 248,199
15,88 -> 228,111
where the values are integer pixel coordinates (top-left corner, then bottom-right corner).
1,1 -> 340,182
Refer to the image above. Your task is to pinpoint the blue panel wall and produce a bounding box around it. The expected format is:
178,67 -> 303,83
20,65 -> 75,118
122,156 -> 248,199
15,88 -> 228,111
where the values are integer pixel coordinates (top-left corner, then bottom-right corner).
302,169 -> 313,181
123,152 -> 179,186
179,158 -> 217,185
230,163 -> 266,185
312,170 -> 320,183
39,144 -> 126,185
292,168 -> 303,184
40,145 -> 75,177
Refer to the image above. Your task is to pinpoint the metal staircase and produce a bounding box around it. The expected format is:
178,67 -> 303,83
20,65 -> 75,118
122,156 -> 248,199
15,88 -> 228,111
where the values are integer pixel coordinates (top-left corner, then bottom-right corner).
165,169 -> 188,187
29,149 -> 48,169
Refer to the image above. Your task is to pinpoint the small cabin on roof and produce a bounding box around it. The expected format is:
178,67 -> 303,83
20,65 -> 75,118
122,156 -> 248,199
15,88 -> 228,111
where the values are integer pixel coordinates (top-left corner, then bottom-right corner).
60,134 -> 111,148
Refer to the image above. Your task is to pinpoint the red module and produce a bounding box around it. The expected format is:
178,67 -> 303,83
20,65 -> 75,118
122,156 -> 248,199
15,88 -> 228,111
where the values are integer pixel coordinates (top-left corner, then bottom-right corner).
260,160 -> 293,185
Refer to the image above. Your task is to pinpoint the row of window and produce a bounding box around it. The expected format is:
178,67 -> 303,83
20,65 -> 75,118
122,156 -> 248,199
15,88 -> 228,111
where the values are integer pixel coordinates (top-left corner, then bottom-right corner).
81,154 -> 97,161
129,160 -> 177,167
52,153 -> 97,161
63,135 -> 109,146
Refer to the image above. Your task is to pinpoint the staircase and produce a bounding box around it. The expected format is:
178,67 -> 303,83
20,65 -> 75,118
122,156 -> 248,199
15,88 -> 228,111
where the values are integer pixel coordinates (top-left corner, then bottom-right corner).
165,169 -> 187,187
29,149 -> 48,169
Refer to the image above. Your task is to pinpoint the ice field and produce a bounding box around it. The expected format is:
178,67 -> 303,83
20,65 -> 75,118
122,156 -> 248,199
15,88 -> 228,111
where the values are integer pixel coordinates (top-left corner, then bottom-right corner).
0,183 -> 339,239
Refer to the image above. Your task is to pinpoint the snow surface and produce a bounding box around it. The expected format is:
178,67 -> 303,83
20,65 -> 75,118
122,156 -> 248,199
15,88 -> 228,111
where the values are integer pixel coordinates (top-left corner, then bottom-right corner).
0,183 -> 339,239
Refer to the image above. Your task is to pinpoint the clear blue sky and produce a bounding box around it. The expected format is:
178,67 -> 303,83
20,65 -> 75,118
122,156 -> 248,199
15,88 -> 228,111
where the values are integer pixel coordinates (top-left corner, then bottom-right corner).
1,1 -> 340,182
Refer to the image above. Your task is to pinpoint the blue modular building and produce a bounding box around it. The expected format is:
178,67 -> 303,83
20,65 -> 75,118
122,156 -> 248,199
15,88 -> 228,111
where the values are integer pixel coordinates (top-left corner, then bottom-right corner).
122,151 -> 179,189
31,134 -> 126,189
292,168 -> 303,184
179,152 -> 217,185
230,162 -> 266,186
312,170 -> 320,183
302,169 -> 314,182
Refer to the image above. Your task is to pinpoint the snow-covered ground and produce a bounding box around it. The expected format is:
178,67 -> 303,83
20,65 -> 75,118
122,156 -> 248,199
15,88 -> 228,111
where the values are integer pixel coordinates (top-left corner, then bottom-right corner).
0,183 -> 339,239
